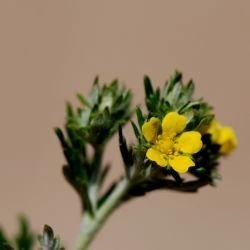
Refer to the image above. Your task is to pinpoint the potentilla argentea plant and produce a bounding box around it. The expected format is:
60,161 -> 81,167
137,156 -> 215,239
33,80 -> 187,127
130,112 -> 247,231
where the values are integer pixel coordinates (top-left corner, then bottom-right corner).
0,72 -> 237,250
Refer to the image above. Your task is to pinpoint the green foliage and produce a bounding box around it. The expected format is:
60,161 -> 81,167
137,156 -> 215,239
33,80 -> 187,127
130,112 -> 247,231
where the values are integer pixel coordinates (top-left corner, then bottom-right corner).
14,216 -> 35,250
38,225 -> 64,250
144,71 -> 214,130
52,72 -> 232,249
55,77 -> 133,215
0,216 -> 35,250
55,126 -> 94,214
0,227 -> 13,249
118,126 -> 133,179
1,72 -> 231,250
66,77 -> 133,146
125,71 -> 224,201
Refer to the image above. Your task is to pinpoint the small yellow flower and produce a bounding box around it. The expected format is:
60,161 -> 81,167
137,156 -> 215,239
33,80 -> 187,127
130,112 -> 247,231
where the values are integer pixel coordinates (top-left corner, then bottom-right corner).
142,112 -> 203,173
207,120 -> 237,155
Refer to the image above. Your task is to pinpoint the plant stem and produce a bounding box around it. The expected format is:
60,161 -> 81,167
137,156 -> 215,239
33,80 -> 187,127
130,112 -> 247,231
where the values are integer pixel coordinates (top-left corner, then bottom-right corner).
75,177 -> 129,250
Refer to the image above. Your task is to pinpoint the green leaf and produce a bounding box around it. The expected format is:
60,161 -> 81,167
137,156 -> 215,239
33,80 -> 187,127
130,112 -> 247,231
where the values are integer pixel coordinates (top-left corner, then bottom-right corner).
80,108 -> 91,127
164,71 -> 182,96
93,75 -> 99,85
167,81 -> 182,106
118,126 -> 133,178
98,164 -> 111,188
97,182 -> 117,208
196,114 -> 214,130
109,79 -> 118,92
77,93 -> 91,108
135,107 -> 144,128
1,244 -> 14,250
131,121 -> 141,141
144,75 -> 154,98
178,100 -> 201,113
0,228 -> 13,249
185,79 -> 195,99
54,128 -> 68,149
89,79 -> 100,106
14,216 -> 35,250
66,102 -> 74,118
62,166 -> 93,215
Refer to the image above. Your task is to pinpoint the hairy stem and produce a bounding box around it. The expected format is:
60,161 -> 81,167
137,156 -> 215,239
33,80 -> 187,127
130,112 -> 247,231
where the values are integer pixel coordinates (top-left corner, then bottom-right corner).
75,178 -> 129,250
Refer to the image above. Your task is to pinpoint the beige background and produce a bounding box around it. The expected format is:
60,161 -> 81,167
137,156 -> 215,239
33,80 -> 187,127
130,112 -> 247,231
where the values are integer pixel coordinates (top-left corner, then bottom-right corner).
0,1 -> 249,249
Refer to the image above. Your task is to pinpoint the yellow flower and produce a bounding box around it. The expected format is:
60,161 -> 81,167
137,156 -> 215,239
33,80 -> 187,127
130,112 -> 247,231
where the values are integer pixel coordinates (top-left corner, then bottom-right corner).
207,120 -> 237,155
142,112 -> 203,173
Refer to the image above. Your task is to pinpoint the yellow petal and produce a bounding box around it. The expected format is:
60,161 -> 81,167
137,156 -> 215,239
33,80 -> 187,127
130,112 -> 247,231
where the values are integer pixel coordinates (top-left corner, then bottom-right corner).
207,120 -> 221,142
146,147 -> 168,167
162,112 -> 187,136
176,131 -> 203,154
218,127 -> 237,155
169,155 -> 195,173
142,117 -> 161,142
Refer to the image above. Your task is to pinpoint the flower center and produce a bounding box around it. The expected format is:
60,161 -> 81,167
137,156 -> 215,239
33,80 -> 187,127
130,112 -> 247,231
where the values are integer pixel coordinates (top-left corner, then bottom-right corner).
155,134 -> 178,156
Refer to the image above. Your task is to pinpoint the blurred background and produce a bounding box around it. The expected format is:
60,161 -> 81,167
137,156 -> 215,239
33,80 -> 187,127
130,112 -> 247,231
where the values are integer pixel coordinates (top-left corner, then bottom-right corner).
0,1 -> 249,249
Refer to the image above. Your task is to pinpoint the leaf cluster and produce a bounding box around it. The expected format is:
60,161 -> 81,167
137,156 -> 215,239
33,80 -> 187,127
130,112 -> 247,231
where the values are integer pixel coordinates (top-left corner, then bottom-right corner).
120,72 -> 224,201
0,216 -> 35,250
55,78 -> 133,215
55,72 -> 225,221
66,77 -> 132,145
144,71 -> 214,130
